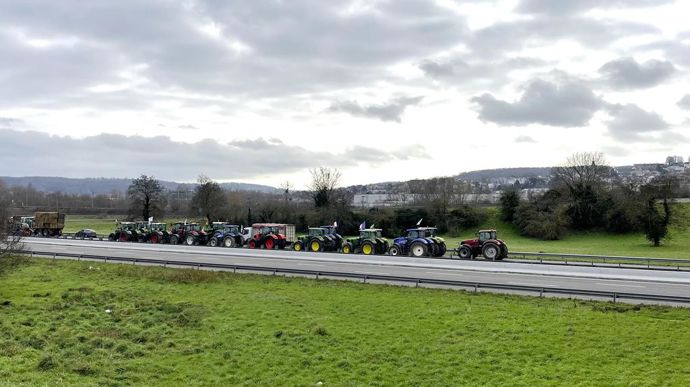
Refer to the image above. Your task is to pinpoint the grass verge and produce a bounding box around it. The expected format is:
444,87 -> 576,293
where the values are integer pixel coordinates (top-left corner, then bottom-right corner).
1,258 -> 689,385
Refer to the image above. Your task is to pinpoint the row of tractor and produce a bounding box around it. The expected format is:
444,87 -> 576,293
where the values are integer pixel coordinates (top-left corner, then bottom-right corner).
7,212 -> 65,237
104,220 -> 507,260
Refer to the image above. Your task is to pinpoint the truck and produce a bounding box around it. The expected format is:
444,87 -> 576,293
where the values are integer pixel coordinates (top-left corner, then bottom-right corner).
246,223 -> 295,249
33,212 -> 65,236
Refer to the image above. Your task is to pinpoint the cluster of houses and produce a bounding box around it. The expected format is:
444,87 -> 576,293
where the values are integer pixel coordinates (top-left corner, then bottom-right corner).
352,156 -> 690,208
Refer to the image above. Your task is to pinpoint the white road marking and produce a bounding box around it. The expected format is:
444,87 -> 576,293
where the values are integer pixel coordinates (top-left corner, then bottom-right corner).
508,281 -> 559,287
595,283 -> 646,288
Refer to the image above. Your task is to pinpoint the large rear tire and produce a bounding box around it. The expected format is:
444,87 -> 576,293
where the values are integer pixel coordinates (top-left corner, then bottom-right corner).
223,236 -> 235,248
265,237 -> 276,250
499,245 -> 508,260
119,233 -> 128,242
170,235 -> 178,245
482,243 -> 500,260
410,242 -> 428,257
361,241 -> 375,255
185,235 -> 196,246
458,245 -> 472,259
437,242 -> 447,257
310,239 -> 322,252
150,233 -> 159,244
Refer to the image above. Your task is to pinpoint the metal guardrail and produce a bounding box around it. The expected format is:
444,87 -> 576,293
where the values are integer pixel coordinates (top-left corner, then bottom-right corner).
22,250 -> 690,305
506,251 -> 690,271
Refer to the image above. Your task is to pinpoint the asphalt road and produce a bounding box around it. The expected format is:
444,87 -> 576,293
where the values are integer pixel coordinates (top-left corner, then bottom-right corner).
21,237 -> 690,302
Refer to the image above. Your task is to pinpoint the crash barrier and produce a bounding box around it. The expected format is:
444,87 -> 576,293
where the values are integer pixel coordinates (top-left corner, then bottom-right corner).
23,250 -> 690,305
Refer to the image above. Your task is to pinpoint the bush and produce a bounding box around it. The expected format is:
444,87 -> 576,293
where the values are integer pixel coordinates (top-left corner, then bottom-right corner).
514,192 -> 567,240
447,205 -> 485,233
499,190 -> 521,222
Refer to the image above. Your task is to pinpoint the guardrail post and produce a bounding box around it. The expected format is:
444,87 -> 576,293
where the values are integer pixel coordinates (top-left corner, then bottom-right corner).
613,293 -> 618,303
77,255 -> 81,262
540,288 -> 544,297
273,269 -> 277,276
133,259 -> 136,265
415,279 -> 420,288
474,284 -> 478,293
52,253 -> 55,260
316,272 -> 320,280
363,274 -> 366,284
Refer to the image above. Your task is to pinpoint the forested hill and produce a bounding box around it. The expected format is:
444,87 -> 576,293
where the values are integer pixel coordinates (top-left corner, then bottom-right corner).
0,176 -> 278,195
454,167 -> 553,181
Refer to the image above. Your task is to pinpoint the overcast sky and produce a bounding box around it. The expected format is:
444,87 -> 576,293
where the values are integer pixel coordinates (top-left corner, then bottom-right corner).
1,0 -> 689,188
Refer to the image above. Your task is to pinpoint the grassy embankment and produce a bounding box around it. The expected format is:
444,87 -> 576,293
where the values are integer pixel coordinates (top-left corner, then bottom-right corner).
63,204 -> 690,259
1,258 -> 689,385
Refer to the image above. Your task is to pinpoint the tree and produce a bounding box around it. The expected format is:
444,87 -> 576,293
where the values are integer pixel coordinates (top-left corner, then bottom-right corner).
127,175 -> 166,221
640,176 -> 678,246
499,189 -> 520,222
0,181 -> 23,260
190,175 -> 226,225
551,152 -> 611,229
308,167 -> 341,208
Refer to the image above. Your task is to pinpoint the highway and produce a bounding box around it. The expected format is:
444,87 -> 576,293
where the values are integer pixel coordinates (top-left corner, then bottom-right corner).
22,237 -> 690,302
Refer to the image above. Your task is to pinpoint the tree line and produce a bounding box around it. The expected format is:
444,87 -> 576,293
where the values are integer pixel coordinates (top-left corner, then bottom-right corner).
500,152 -> 685,246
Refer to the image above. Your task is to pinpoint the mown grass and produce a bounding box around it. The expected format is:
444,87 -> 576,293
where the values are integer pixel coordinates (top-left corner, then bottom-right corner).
1,258 -> 689,385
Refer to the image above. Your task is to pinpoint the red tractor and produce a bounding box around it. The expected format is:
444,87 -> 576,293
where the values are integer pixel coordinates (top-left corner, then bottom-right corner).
246,223 -> 295,249
168,222 -> 209,246
457,229 -> 508,260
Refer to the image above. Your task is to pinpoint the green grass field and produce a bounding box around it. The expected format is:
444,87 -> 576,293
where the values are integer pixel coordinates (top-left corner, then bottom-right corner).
1,258 -> 689,385
61,204 -> 690,259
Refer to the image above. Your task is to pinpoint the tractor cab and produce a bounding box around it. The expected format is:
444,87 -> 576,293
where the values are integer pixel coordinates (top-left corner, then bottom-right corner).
478,230 -> 497,243
219,224 -> 240,234
185,223 -> 203,232
307,227 -> 326,237
150,223 -> 167,232
407,227 -> 437,239
360,229 -> 383,239
119,222 -> 136,231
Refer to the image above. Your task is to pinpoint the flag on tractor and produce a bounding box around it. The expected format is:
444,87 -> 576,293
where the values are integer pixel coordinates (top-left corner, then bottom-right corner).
333,221 -> 338,228
359,221 -> 366,230
416,218 -> 423,226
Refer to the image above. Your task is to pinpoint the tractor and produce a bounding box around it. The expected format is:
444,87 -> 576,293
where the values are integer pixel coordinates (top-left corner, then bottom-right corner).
293,225 -> 343,252
388,227 -> 447,257
108,222 -> 139,242
142,222 -> 170,244
457,229 -> 508,260
341,228 -> 389,255
247,223 -> 292,249
168,222 -> 209,246
208,222 -> 244,248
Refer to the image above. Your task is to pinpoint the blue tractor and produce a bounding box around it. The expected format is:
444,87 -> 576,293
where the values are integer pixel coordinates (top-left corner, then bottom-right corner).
207,222 -> 244,248
388,227 -> 447,257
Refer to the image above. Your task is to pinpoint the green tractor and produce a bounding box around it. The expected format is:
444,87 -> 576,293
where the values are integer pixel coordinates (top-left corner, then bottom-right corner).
293,225 -> 343,252
341,228 -> 389,255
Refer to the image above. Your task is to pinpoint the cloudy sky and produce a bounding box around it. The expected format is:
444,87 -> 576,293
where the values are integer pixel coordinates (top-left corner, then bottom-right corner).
1,0 -> 689,188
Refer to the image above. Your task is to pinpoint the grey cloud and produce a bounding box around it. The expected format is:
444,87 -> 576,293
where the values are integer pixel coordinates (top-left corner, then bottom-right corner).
178,124 -> 199,130
515,135 -> 536,143
418,57 -> 547,87
0,117 -> 23,128
517,0 -> 672,15
328,96 -> 423,123
0,0 -> 464,110
605,104 -> 669,141
599,57 -> 674,89
678,95 -> 690,110
0,129 -> 427,179
471,79 -> 603,127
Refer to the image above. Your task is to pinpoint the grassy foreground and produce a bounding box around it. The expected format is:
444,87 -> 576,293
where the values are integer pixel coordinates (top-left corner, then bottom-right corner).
1,258 -> 689,386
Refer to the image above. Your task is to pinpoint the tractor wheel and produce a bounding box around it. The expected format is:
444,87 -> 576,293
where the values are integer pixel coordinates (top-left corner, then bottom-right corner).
265,237 -> 276,250
138,235 -> 146,243
293,241 -> 303,251
361,241 -> 375,255
437,242 -> 447,257
388,245 -> 401,256
108,233 -> 115,241
499,245 -> 508,260
150,233 -> 159,244
458,245 -> 472,259
381,242 -> 389,255
410,242 -> 428,257
310,239 -> 322,252
430,243 -> 439,257
170,235 -> 179,245
482,243 -> 500,260
341,243 -> 353,254
209,237 -> 219,247
248,239 -> 257,249
119,233 -> 128,242
41,229 -> 49,237
223,237 -> 235,248
185,235 -> 196,246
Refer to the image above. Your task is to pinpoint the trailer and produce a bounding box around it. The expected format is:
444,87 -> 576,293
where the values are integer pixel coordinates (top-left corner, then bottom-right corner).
33,212 -> 65,236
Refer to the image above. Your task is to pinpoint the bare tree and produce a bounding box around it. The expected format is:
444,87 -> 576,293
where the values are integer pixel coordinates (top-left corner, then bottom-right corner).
127,175 -> 166,221
308,167 -> 341,208
191,175 -> 226,225
1,181 -> 23,259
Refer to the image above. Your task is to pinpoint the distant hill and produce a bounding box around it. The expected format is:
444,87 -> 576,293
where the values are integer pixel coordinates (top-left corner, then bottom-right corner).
454,167 -> 553,181
0,176 -> 278,194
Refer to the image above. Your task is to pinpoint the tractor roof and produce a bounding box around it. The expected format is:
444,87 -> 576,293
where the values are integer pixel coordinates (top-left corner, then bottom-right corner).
406,226 -> 437,231
479,229 -> 497,232
361,228 -> 382,232
252,223 -> 291,227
